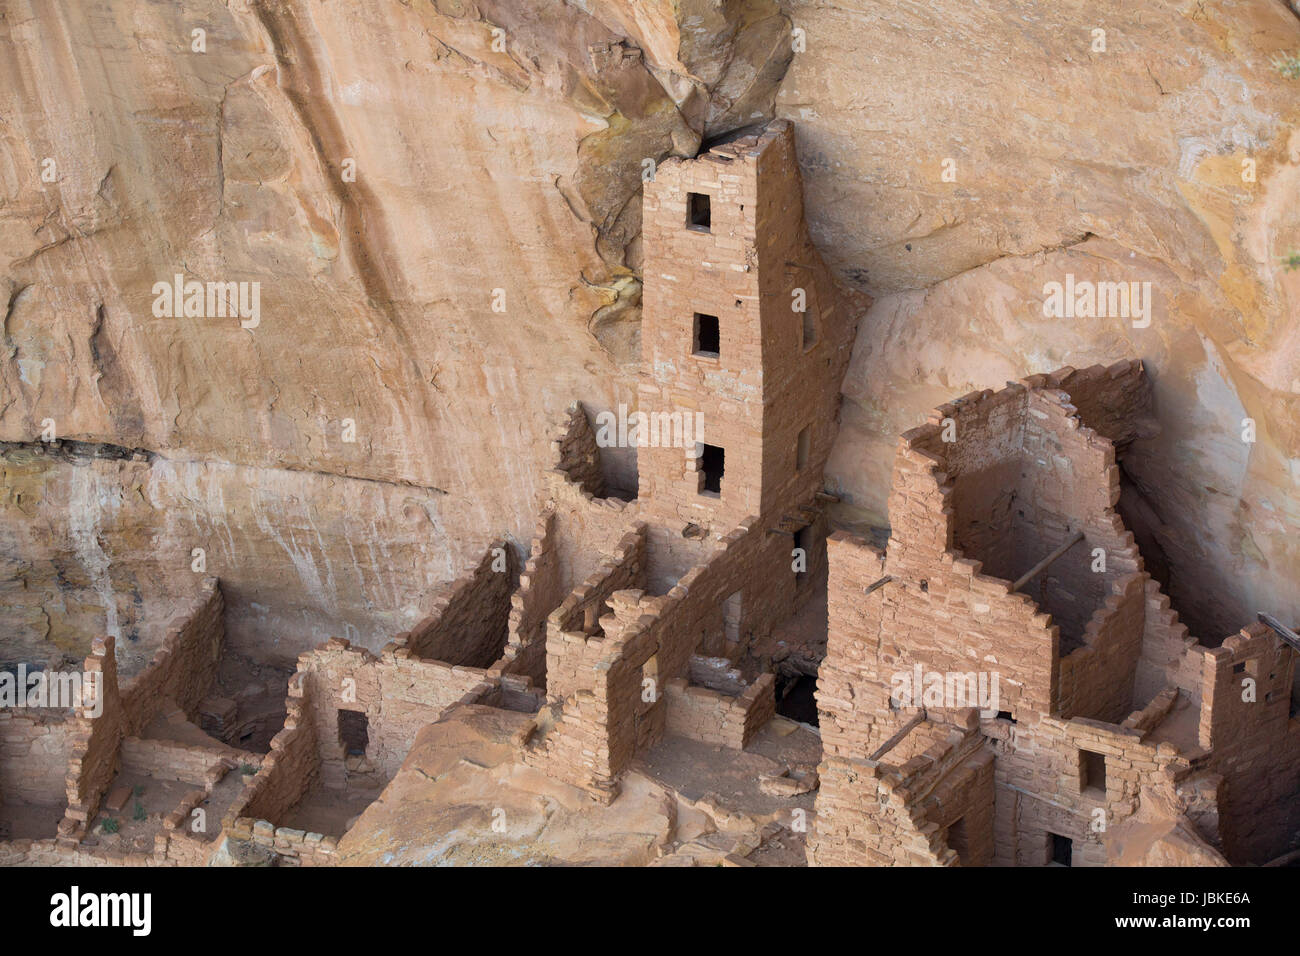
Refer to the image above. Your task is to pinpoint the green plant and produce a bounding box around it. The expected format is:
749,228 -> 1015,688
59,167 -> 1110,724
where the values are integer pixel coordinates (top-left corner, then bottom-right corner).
1283,250 -> 1300,271
133,801 -> 147,822
132,783 -> 144,797
240,763 -> 257,775
1275,51 -> 1300,79
100,817 -> 120,834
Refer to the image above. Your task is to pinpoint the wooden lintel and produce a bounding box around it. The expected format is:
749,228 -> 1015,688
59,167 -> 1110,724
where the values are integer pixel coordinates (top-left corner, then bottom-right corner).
1011,531 -> 1086,593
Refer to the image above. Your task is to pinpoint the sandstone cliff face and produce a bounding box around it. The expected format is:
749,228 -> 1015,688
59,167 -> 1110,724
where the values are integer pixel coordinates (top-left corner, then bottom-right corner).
0,0 -> 1296,661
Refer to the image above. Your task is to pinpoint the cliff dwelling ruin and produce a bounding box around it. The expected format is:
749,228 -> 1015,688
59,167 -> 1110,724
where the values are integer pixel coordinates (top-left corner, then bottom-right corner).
3,114 -> 1297,873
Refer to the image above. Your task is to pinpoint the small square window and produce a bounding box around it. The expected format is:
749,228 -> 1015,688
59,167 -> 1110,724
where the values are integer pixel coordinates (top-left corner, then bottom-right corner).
693,312 -> 720,357
687,192 -> 711,231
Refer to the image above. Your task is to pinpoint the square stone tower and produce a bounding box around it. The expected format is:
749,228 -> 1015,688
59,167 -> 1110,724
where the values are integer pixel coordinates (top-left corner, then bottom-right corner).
638,121 -> 838,535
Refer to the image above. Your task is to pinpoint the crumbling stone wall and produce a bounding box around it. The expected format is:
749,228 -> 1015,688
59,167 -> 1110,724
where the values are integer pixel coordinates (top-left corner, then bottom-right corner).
530,506 -> 818,796
553,403 -> 608,498
1057,572 -> 1146,722
119,578 -> 224,734
811,363 -> 1273,867
812,714 -> 993,866
224,681 -> 339,867
1134,579 -> 1204,706
50,580 -> 226,840
405,540 -> 518,667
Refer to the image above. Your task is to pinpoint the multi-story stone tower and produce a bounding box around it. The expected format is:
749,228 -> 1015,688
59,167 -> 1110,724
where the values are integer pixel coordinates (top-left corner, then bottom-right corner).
638,122 -> 842,540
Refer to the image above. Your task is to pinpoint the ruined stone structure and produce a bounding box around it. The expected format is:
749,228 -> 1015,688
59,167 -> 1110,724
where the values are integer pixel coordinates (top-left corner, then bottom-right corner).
513,121 -> 854,800
2,118 -> 1296,868
809,363 -> 1300,867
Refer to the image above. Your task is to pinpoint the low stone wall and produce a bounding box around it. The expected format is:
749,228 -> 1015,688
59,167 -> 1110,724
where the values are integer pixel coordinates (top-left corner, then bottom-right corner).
664,674 -> 775,749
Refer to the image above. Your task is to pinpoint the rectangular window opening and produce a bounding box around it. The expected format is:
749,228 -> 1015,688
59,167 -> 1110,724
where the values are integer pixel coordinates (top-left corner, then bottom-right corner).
687,192 -> 711,231
693,312 -> 720,358
699,443 -> 724,497
1080,748 -> 1106,795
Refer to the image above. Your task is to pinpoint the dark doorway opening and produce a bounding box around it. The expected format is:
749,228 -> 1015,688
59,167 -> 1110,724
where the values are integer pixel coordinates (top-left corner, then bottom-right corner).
1050,832 -> 1073,867
338,709 -> 369,757
776,673 -> 819,726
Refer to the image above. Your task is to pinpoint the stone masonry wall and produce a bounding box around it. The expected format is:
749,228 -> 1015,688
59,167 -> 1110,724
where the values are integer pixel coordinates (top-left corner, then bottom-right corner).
227,678 -> 320,827
405,539 -> 518,668
531,506 -> 814,796
1198,623 -> 1300,863
663,673 -> 775,749
1056,571 -> 1147,722
639,129 -> 766,532
754,124 -> 857,521
553,402 -> 607,498
810,363 -> 1245,867
501,508 -> 562,686
810,714 -> 991,866
120,577 -> 225,735
0,711 -> 69,809
300,638 -> 491,785
60,635 -> 124,839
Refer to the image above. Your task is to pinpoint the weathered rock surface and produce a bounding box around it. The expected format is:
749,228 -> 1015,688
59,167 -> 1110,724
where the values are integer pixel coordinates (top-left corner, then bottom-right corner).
0,0 -> 1296,657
